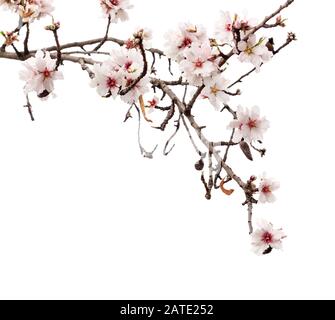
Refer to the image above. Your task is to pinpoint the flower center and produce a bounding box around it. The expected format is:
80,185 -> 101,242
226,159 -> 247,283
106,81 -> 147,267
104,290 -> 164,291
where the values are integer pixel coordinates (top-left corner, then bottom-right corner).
43,68 -> 51,78
210,85 -> 220,96
245,47 -> 253,55
194,59 -> 203,68
262,185 -> 271,194
107,77 -> 117,89
125,61 -> 133,71
181,37 -> 192,48
262,232 -> 273,244
149,99 -> 157,107
226,23 -> 232,32
111,0 -> 119,6
247,119 -> 257,129
126,78 -> 133,87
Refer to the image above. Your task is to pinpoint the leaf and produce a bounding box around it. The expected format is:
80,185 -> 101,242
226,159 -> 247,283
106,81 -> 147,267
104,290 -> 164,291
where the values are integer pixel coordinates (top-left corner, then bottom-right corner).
240,141 -> 253,161
220,180 -> 234,196
139,95 -> 152,123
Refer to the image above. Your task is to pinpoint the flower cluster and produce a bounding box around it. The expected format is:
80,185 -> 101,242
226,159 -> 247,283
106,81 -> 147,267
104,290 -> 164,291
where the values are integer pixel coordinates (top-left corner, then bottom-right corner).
8,0 -> 294,256
20,50 -> 63,97
91,47 -> 150,104
99,0 -> 133,23
0,0 -> 54,22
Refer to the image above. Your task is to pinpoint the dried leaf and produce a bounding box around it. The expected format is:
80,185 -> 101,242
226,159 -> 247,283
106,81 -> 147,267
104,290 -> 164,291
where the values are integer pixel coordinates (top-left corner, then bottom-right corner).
139,95 -> 152,123
240,141 -> 253,161
220,180 -> 234,196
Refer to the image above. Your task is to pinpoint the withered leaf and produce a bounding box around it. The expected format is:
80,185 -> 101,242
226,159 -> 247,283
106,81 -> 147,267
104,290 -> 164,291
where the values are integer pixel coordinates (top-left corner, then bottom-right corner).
240,141 -> 253,161
220,180 -> 234,196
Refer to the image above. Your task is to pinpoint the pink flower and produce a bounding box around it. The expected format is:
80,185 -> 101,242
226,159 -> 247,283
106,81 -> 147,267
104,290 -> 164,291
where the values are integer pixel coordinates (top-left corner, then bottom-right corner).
214,11 -> 234,44
202,74 -> 230,110
179,43 -> 218,86
91,60 -> 121,98
237,35 -> 273,71
20,50 -> 63,97
100,0 -> 133,23
258,174 -> 280,204
228,106 -> 270,143
251,220 -> 286,255
164,23 -> 207,62
147,96 -> 159,114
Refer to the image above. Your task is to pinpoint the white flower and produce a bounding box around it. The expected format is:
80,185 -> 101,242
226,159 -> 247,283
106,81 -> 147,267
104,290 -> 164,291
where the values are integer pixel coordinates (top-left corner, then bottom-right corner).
202,74 -> 230,110
111,47 -> 143,83
91,60 -> 121,98
134,27 -> 152,48
237,35 -> 272,71
146,96 -> 159,114
19,50 -> 63,97
214,11 -> 234,44
0,0 -> 20,11
18,0 -> 54,23
164,23 -> 207,62
179,43 -> 217,86
120,76 -> 150,105
228,106 -> 270,143
251,220 -> 286,255
100,0 -> 133,23
258,174 -> 280,204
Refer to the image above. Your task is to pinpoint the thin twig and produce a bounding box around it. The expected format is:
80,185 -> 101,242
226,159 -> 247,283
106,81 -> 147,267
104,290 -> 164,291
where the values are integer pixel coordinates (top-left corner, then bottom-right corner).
93,15 -> 112,51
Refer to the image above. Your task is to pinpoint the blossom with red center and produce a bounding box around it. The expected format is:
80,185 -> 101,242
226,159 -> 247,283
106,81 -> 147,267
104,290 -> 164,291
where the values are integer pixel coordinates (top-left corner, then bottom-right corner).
20,50 -> 63,97
146,96 -> 159,115
100,0 -> 133,23
180,37 -> 193,49
179,43 -> 218,86
251,220 -> 286,255
91,59 -> 121,98
164,23 -> 207,62
214,11 -> 234,44
228,106 -> 270,143
258,174 -> 280,204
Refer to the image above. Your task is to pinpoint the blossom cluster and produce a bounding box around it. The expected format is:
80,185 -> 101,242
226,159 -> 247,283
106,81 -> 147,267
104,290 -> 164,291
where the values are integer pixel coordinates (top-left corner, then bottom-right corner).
0,0 -> 54,23
91,47 -> 150,104
4,0 -> 290,255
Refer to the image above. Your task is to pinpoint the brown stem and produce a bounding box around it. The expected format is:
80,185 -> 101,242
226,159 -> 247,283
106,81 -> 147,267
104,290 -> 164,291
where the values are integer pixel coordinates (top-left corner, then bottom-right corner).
93,15 -> 112,51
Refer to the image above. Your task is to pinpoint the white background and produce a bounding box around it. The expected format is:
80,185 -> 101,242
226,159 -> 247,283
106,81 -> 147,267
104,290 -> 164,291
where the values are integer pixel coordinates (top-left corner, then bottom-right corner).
0,0 -> 334,300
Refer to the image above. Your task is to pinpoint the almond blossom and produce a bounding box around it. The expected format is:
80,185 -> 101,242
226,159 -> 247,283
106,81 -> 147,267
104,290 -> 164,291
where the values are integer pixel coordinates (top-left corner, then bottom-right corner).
111,47 -> 143,81
1,0 -> 54,21
0,0 -> 20,11
19,50 -> 63,97
91,61 -> 121,98
100,0 -> 133,23
164,23 -> 207,62
258,174 -> 280,204
214,11 -> 235,44
179,43 -> 218,86
237,35 -> 273,71
146,96 -> 159,114
228,106 -> 270,143
120,76 -> 150,105
251,220 -> 286,255
202,74 -> 230,110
